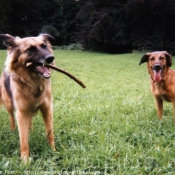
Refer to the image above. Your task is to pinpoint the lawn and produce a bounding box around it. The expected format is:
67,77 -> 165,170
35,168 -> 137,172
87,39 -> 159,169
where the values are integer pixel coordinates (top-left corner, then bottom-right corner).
0,50 -> 175,174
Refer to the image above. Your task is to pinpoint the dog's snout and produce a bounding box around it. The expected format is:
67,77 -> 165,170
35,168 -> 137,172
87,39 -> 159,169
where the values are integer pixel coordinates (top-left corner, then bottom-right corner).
153,64 -> 162,72
46,56 -> 54,64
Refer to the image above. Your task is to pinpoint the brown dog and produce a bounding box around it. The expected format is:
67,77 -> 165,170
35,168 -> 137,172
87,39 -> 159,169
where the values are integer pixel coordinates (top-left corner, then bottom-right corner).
0,34 -> 56,164
139,51 -> 175,122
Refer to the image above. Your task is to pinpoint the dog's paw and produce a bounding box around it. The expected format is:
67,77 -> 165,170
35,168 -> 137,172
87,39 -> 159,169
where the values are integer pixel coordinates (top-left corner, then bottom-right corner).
20,156 -> 33,166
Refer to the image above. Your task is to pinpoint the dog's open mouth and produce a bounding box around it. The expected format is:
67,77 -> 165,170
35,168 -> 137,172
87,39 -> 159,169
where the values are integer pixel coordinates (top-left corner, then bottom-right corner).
152,64 -> 163,83
26,62 -> 51,78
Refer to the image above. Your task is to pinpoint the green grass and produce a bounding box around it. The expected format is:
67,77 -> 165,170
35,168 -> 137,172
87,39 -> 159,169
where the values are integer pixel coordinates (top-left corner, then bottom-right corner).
0,50 -> 175,174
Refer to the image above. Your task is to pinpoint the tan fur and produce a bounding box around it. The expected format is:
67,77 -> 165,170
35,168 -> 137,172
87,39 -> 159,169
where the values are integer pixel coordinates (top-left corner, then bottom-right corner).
0,34 -> 56,164
139,51 -> 175,123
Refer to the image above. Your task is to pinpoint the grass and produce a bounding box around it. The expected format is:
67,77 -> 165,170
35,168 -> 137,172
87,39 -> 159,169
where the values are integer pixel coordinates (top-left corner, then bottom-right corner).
0,50 -> 175,174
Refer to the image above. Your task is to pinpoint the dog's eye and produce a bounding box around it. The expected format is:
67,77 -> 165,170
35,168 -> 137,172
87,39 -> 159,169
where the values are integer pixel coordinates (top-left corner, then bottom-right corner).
26,46 -> 37,52
159,57 -> 164,60
41,43 -> 47,48
150,57 -> 154,61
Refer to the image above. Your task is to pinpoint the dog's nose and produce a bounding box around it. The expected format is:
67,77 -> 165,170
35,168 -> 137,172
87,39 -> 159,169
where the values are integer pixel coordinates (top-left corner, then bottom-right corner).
153,64 -> 162,72
46,56 -> 54,64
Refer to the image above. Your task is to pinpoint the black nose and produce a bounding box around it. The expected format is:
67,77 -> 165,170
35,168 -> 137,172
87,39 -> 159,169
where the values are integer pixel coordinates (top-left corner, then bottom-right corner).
153,64 -> 162,72
46,56 -> 54,64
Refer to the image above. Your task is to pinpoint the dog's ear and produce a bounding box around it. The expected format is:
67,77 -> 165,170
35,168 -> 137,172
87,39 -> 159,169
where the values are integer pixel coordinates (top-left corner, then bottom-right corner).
0,34 -> 16,49
39,34 -> 55,43
139,53 -> 150,65
163,51 -> 172,67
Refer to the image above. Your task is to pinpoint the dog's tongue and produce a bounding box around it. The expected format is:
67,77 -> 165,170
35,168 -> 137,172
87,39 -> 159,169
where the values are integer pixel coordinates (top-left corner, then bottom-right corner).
36,65 -> 51,78
153,70 -> 162,82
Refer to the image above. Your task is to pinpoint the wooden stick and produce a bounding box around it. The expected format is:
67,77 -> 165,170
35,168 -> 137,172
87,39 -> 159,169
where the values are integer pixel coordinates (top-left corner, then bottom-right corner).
46,64 -> 86,88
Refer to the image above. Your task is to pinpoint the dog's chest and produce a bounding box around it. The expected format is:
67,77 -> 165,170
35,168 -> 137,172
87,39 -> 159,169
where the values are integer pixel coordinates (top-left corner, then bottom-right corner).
154,81 -> 165,94
153,81 -> 171,102
34,85 -> 44,98
12,75 -> 50,100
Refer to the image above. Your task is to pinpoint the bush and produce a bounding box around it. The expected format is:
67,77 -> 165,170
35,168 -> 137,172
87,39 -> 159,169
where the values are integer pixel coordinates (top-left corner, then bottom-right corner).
41,25 -> 60,37
75,2 -> 132,53
53,43 -> 84,50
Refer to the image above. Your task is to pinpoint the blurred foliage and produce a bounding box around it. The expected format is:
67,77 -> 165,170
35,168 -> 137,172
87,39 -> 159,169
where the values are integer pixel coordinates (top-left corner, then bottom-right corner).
0,0 -> 175,53
41,25 -> 60,37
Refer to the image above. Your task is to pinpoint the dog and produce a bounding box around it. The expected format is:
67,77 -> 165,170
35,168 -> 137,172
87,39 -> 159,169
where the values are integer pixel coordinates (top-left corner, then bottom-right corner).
139,51 -> 175,122
0,34 -> 56,164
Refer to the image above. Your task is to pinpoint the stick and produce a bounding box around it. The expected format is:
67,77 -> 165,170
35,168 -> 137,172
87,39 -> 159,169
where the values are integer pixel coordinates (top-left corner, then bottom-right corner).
46,64 -> 86,88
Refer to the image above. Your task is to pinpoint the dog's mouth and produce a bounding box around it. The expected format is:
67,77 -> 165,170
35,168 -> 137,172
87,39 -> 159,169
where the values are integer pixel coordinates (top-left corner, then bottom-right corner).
26,62 -> 51,78
152,64 -> 163,83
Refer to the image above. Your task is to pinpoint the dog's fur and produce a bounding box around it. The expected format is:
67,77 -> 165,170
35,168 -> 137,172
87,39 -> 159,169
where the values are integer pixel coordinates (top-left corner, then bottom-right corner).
0,34 -> 56,164
139,51 -> 175,122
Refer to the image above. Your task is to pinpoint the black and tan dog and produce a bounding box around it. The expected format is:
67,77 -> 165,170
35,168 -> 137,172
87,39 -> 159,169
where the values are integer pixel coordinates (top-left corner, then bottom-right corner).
0,34 -> 56,164
139,51 -> 175,122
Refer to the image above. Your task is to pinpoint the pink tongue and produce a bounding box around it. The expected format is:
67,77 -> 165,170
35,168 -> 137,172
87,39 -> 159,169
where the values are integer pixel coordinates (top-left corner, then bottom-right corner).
37,66 -> 51,77
153,70 -> 161,82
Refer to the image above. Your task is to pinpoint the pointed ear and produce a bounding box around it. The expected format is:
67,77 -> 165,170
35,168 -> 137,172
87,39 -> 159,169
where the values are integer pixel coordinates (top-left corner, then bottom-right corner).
164,51 -> 172,67
39,33 -> 55,43
139,53 -> 150,65
0,34 -> 16,49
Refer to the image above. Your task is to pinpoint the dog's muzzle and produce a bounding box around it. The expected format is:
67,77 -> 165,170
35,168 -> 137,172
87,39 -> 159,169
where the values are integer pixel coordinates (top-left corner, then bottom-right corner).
151,64 -> 163,83
26,55 -> 55,79
152,64 -> 163,72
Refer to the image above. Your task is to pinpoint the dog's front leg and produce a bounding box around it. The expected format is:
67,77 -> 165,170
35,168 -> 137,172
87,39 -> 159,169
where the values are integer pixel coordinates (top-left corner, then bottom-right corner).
16,110 -> 32,164
3,96 -> 15,130
40,105 -> 56,151
155,96 -> 163,119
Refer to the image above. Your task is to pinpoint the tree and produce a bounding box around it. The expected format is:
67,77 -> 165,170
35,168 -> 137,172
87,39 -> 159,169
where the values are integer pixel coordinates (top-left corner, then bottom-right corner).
1,0 -> 175,53
0,0 -> 58,36
75,1 -> 132,52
